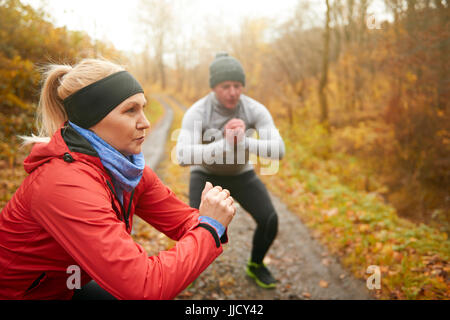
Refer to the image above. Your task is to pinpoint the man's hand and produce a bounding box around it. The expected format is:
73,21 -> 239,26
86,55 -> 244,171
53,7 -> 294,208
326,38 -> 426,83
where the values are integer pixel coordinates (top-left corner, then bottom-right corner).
224,118 -> 246,145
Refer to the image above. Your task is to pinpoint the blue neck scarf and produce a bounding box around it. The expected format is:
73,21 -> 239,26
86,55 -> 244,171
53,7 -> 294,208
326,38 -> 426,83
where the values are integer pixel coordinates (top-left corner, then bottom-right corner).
69,121 -> 145,204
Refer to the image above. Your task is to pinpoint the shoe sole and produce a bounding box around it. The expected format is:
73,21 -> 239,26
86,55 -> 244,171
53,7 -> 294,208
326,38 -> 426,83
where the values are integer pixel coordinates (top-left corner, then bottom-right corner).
246,267 -> 276,289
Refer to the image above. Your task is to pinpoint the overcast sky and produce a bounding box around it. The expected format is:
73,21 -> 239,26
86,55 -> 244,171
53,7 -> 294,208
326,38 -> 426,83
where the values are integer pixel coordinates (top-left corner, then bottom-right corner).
23,0 -> 300,52
23,0 -> 387,53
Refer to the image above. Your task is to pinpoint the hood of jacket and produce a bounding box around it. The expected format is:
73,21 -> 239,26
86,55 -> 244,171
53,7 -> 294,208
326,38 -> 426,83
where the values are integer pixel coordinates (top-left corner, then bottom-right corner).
24,122 -> 105,175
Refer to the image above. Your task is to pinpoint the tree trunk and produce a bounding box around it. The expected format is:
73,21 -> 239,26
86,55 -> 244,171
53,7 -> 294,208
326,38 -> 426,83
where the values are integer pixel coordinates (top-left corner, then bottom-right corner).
318,0 -> 331,130
434,0 -> 449,110
156,36 -> 166,90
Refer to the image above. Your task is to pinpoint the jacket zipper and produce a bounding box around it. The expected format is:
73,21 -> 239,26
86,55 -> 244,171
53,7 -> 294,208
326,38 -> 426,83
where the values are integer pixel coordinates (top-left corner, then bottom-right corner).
106,180 -> 135,231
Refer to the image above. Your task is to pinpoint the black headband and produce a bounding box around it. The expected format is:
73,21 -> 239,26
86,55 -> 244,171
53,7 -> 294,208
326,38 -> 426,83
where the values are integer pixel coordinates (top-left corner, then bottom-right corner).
63,71 -> 144,129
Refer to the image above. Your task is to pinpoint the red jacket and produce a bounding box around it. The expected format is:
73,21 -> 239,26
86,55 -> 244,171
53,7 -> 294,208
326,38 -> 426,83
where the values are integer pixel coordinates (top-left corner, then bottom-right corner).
0,124 -> 227,300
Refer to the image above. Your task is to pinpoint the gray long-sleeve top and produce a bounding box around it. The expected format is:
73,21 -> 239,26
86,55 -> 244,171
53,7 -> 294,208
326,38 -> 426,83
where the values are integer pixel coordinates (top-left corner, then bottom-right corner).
176,92 -> 285,176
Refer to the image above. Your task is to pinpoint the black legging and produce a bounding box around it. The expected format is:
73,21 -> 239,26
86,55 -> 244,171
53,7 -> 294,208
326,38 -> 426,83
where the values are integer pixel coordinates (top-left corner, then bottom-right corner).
189,170 -> 278,264
71,281 -> 117,300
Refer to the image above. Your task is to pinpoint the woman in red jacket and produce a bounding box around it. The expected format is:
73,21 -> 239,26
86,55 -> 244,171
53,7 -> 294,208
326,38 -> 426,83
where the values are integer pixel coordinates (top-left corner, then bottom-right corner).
0,58 -> 235,300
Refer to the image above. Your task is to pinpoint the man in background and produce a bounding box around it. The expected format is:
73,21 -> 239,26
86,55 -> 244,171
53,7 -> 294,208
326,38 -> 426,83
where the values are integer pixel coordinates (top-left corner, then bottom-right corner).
176,52 -> 285,289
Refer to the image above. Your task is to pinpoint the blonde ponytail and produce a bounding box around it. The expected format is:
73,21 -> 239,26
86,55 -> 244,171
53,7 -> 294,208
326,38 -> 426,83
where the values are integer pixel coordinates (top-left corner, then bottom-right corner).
21,58 -> 125,145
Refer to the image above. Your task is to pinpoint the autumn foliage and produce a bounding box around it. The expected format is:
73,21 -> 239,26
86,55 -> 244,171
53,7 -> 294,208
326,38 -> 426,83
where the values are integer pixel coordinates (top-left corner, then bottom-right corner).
0,0 -> 123,206
0,0 -> 123,165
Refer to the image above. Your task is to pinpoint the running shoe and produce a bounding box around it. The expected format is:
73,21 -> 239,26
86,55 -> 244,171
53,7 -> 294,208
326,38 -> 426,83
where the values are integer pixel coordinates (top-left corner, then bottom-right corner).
246,261 -> 277,289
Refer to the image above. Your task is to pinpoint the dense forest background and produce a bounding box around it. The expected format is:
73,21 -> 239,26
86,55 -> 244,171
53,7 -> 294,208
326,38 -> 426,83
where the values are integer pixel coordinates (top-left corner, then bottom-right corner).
131,0 -> 449,232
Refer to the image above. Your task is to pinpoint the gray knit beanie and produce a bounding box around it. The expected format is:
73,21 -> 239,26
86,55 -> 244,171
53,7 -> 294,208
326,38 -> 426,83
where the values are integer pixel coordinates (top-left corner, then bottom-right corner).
209,52 -> 246,88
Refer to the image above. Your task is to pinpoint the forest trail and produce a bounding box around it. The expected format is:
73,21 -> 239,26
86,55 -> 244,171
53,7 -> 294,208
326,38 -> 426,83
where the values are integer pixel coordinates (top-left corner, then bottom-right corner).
140,94 -> 373,300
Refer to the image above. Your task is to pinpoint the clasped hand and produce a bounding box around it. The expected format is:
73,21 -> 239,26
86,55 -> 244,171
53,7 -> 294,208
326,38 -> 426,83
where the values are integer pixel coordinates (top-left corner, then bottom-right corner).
223,118 -> 246,146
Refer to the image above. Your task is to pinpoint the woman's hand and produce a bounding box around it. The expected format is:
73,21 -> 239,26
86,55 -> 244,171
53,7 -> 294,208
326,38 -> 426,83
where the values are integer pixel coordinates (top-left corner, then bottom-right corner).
199,182 -> 236,228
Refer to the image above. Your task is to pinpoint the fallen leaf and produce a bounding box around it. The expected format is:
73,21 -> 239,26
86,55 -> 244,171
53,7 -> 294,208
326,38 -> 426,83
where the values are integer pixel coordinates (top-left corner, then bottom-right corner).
358,224 -> 370,233
322,258 -> 331,266
380,266 -> 389,273
431,269 -> 443,276
323,208 -> 338,217
179,291 -> 193,297
319,280 -> 329,288
302,292 -> 311,298
393,251 -> 403,262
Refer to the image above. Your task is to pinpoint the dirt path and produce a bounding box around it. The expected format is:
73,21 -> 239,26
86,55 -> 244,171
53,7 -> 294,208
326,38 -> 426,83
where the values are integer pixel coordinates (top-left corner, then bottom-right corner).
141,94 -> 373,300
141,94 -> 173,170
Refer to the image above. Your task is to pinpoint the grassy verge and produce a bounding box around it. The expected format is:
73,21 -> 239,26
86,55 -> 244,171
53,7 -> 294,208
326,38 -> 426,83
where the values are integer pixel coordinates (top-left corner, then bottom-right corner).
144,91 -> 166,129
259,119 -> 449,299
